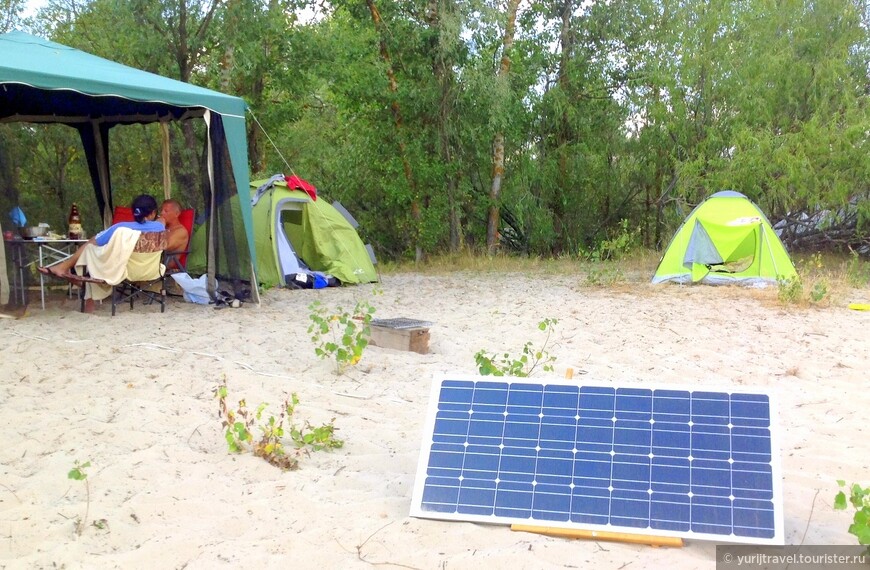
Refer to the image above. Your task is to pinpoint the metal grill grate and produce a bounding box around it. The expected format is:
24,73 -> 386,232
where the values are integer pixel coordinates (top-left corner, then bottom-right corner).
371,317 -> 434,330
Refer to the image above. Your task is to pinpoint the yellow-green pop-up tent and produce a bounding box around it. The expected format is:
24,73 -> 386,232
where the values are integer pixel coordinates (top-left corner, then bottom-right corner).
652,191 -> 797,285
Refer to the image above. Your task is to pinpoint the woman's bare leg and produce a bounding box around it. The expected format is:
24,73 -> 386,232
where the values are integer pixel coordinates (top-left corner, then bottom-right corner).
40,239 -> 94,277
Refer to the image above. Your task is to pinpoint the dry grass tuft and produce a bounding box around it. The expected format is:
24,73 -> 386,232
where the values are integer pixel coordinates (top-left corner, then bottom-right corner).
382,248 -> 662,279
381,250 -> 581,275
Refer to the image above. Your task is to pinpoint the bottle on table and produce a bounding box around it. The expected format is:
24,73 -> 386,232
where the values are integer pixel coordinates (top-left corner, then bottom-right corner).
68,203 -> 83,240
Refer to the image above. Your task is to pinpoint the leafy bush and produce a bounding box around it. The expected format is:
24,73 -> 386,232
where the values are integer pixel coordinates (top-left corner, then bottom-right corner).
584,263 -> 625,287
475,318 -> 558,377
216,382 -> 343,471
777,275 -> 804,304
778,253 -> 830,306
308,299 -> 376,374
835,481 -> 870,548
845,252 -> 870,288
581,219 -> 641,262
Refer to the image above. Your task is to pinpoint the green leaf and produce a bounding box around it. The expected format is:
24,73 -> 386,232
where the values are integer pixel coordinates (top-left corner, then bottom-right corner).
835,491 -> 848,510
852,521 -> 870,545
256,402 -> 268,419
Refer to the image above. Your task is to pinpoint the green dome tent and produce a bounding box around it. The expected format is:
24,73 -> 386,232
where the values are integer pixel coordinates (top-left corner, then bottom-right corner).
188,175 -> 378,288
652,191 -> 797,285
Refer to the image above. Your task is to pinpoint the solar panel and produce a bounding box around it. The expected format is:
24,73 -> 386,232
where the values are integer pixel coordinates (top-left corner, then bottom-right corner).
410,375 -> 783,545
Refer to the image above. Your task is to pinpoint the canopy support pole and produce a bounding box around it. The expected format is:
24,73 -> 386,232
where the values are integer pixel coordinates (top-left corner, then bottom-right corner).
160,121 -> 171,199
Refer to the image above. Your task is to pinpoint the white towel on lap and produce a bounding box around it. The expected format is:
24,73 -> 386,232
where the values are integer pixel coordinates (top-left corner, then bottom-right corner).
76,227 -> 141,301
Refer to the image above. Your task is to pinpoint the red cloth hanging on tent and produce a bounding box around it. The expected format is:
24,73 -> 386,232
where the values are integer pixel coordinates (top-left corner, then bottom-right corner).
285,175 -> 317,201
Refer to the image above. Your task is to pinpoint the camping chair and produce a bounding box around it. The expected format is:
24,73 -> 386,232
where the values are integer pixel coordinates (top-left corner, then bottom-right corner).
161,207 -> 195,274
76,230 -> 168,316
114,205 -> 195,292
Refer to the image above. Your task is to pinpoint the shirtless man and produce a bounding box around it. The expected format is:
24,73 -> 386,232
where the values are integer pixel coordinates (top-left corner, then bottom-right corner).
157,199 -> 190,269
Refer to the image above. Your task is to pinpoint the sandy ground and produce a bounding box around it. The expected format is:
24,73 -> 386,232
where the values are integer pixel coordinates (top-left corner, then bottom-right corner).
1,272 -> 868,569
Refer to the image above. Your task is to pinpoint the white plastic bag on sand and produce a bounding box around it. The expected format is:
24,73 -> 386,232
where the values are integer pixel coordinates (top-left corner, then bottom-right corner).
170,273 -> 210,304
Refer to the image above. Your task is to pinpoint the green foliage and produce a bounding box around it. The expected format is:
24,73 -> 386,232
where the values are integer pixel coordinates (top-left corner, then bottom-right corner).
67,460 -> 91,535
9,0 -> 870,260
835,481 -> 870,548
308,300 -> 376,374
67,460 -> 90,481
286,393 -> 343,452
581,220 -> 642,262
215,381 -> 343,471
584,262 -> 625,287
475,318 -> 558,377
809,280 -> 828,304
845,253 -> 870,288
777,275 -> 804,304
778,253 -> 830,306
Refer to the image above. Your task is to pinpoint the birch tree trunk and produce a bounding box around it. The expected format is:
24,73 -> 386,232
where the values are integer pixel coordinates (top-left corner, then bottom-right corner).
486,0 -> 521,253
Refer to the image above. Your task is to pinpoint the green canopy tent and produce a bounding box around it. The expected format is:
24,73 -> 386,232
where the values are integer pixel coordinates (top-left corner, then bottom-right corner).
652,190 -> 797,285
0,30 -> 258,302
188,175 -> 378,288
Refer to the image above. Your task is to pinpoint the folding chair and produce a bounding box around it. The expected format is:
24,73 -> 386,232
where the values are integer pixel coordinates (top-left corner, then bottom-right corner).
114,205 -> 195,291
162,208 -> 195,273
78,230 -> 168,316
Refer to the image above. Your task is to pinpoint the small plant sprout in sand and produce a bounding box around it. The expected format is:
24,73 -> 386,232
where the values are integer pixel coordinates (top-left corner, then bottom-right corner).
308,299 -> 376,374
835,481 -> 870,549
216,382 -> 343,471
67,460 -> 91,535
475,318 -> 559,377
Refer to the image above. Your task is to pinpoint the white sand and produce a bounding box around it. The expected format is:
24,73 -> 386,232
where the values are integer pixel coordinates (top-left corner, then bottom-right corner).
1,272 -> 868,569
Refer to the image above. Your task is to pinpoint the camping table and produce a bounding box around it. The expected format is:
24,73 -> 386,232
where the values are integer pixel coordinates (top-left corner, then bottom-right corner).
5,237 -> 88,309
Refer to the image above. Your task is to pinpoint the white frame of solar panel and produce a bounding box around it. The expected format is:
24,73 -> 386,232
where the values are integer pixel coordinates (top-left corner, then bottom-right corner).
410,374 -> 784,545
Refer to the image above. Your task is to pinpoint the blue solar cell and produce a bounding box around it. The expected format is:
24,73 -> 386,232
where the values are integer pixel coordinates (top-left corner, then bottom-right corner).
540,417 -> 577,449
692,392 -> 731,424
651,494 -> 691,531
733,498 -> 776,538
412,377 -> 782,544
611,489 -> 652,528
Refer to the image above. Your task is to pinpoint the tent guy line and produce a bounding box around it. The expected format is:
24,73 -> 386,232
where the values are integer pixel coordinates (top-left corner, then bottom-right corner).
125,342 -> 306,380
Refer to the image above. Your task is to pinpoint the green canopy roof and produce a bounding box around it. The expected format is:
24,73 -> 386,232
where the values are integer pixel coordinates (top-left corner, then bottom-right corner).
0,30 -> 246,120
